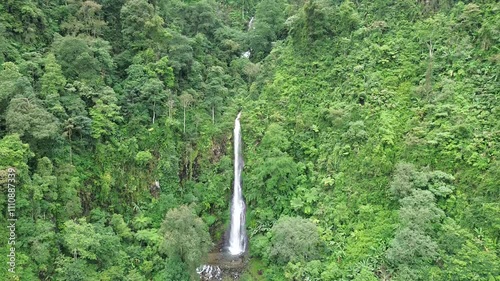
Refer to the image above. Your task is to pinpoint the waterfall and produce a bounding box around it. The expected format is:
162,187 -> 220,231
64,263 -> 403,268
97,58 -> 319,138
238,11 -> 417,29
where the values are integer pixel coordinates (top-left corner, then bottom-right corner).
196,113 -> 246,280
227,112 -> 247,256
241,16 -> 255,58
248,17 -> 255,31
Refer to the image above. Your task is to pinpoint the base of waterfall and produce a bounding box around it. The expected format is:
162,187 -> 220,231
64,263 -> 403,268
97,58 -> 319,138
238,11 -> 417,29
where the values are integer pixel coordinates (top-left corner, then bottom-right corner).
197,265 -> 222,280
196,251 -> 247,280
227,237 -> 247,256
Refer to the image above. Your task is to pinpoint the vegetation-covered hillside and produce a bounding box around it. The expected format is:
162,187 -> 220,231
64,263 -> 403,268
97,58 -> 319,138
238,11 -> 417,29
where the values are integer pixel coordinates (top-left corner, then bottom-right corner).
0,0 -> 498,280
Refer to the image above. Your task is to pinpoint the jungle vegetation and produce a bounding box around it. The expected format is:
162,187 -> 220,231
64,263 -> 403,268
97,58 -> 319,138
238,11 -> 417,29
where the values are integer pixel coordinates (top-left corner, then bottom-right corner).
0,0 -> 498,280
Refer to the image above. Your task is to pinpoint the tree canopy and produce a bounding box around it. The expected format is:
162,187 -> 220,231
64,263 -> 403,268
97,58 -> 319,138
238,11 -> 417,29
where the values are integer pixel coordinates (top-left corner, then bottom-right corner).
0,0 -> 498,280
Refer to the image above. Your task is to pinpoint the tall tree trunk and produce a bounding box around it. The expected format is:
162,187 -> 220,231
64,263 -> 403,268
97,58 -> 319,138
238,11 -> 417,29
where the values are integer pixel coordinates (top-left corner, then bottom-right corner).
152,101 -> 156,124
183,106 -> 186,133
168,100 -> 173,119
212,106 -> 215,124
68,128 -> 73,164
425,40 -> 434,95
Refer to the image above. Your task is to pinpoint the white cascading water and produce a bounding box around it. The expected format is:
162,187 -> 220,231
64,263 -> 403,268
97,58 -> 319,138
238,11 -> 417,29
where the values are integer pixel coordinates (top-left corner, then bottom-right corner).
248,17 -> 255,31
197,265 -> 222,280
241,16 -> 255,58
227,112 -> 247,256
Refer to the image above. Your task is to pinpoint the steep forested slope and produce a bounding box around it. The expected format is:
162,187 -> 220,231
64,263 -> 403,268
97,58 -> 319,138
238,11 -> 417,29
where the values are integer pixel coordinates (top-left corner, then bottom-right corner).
0,0 -> 498,280
241,1 -> 499,279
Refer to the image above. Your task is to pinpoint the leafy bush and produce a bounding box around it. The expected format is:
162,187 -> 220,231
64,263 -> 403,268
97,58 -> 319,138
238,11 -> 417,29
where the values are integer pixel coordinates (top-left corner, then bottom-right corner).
269,216 -> 322,265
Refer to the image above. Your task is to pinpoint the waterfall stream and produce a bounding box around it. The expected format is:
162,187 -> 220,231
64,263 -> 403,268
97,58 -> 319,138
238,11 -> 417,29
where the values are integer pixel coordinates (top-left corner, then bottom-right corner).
248,17 -> 255,31
227,112 -> 247,256
241,16 -> 255,58
197,113 -> 247,280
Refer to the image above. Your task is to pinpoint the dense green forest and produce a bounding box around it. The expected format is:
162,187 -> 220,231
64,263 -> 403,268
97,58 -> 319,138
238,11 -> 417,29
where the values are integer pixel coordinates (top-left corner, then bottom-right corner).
0,0 -> 498,280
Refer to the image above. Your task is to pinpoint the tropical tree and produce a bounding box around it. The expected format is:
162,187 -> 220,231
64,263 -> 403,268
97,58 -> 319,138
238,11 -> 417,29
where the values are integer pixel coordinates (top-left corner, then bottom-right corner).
269,216 -> 322,265
159,205 -> 212,275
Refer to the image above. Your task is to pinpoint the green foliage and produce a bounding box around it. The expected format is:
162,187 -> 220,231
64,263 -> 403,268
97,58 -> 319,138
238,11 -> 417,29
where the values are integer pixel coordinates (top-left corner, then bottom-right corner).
120,0 -> 168,51
387,226 -> 439,266
160,205 -> 213,273
446,238 -> 499,280
52,35 -> 113,84
89,87 -> 123,139
62,218 -> 100,260
247,0 -> 287,60
0,134 -> 32,176
153,256 -> 190,281
6,96 -> 60,141
110,214 -> 133,240
390,162 -> 455,200
0,62 -> 22,105
121,51 -> 174,123
135,151 -> 153,165
0,0 -> 498,279
19,218 -> 57,276
40,53 -> 66,115
386,164 -> 453,280
353,268 -> 378,281
269,216 -> 321,265
61,0 -> 106,37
